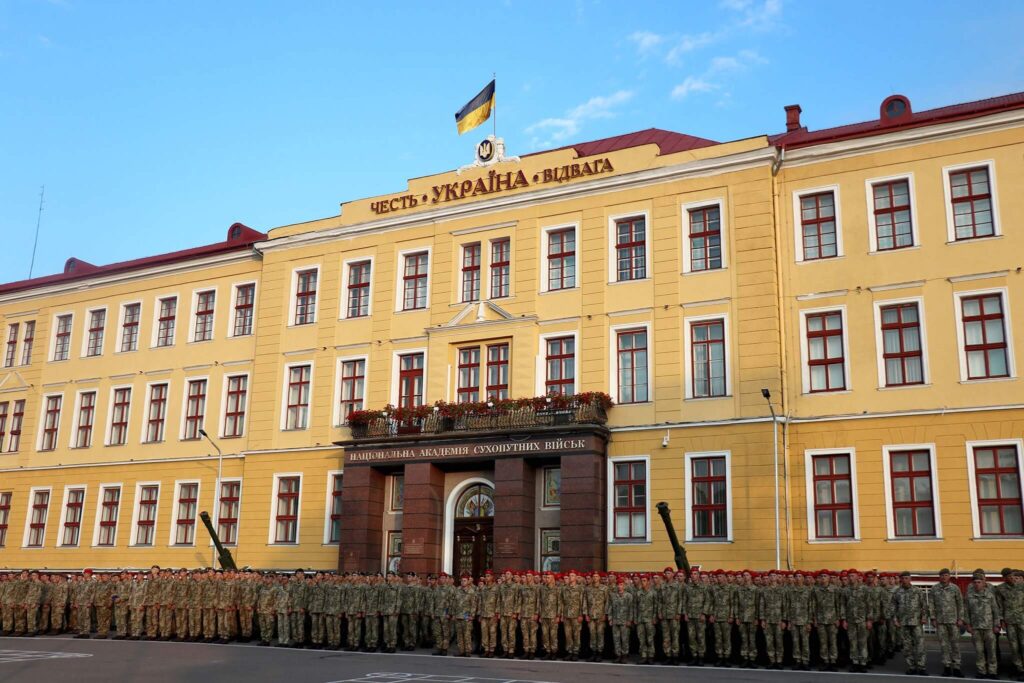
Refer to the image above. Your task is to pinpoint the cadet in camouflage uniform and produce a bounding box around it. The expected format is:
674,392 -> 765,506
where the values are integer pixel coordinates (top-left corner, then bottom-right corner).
653,569 -> 679,664
498,570 -> 521,658
347,574 -> 366,650
419,575 -> 435,648
111,574 -> 129,639
273,575 -> 292,647
1004,570 -> 1024,677
128,573 -> 146,639
95,573 -> 116,638
325,575 -> 343,649
257,575 -> 278,645
539,572 -> 562,659
930,567 -> 964,676
238,572 -> 258,642
307,573 -> 327,647
843,570 -> 872,672
476,572 -> 499,656
454,574 -> 477,656
586,571 -> 611,661
710,571 -> 735,665
0,575 -> 14,634
997,568 -> 1015,673
159,569 -> 176,639
865,571 -> 888,664
734,571 -> 759,667
24,572 -> 44,635
288,571 -> 308,647
186,573 -> 203,642
813,572 -> 841,671
399,574 -> 419,650
966,569 -> 1001,678
38,575 -> 52,634
51,574 -> 70,634
74,571 -> 95,638
561,571 -> 586,660
891,570 -> 928,675
432,573 -> 456,655
633,575 -> 656,664
759,572 -> 786,669
169,569 -> 188,640
364,573 -> 383,651
788,572 -> 813,670
519,571 -> 541,659
685,569 -> 710,665
381,572 -> 402,652
608,578 -> 635,663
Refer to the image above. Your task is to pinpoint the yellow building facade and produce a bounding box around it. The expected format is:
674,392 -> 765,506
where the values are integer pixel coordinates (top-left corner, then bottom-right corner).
1,92 -> 1022,575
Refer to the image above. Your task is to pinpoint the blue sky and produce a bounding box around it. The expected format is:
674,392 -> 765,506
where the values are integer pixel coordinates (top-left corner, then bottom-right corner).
2,0 -> 1023,282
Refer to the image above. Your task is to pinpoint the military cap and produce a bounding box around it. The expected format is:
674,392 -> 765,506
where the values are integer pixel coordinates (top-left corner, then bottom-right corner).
899,570 -> 911,577
939,568 -> 951,575
974,569 -> 987,580
1002,567 -> 1013,576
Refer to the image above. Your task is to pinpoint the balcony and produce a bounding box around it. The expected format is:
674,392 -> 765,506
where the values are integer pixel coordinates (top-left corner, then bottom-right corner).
346,393 -> 612,439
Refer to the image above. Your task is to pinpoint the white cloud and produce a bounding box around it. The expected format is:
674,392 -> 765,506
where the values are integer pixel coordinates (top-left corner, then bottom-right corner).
670,49 -> 767,100
525,90 -> 635,148
628,30 -> 665,56
670,77 -> 717,100
732,0 -> 783,30
665,32 -> 719,65
708,49 -> 766,74
567,90 -> 634,120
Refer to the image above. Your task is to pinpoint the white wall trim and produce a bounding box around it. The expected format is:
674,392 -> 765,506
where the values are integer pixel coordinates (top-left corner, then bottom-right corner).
880,443 -> 942,540
871,296 -> 930,388
389,348 -> 428,407
79,305 -> 108,358
288,264 -> 321,326
535,330 -> 579,396
168,479 -> 201,547
792,184 -> 844,263
186,286 -> 218,344
803,447 -> 860,542
864,172 -> 920,252
681,198 -> 728,274
268,472 -> 304,545
228,280 -> 258,338
35,391 -> 63,452
217,372 -> 251,439
607,210 -> 652,284
128,481 -> 160,548
333,355 -> 369,427
68,388 -> 98,449
964,438 -> 1024,539
606,455 -> 652,544
683,312 -> 732,400
798,305 -> 851,395
280,361 -> 315,431
90,482 -> 123,548
941,159 -> 1001,243
114,299 -> 143,354
211,476 -> 243,547
48,310 -> 74,362
608,321 -> 653,405
394,246 -> 433,312
21,485 -> 52,548
322,470 -> 343,545
340,255 -> 375,319
178,375 -> 210,441
56,484 -> 87,548
683,450 -> 733,542
952,286 -> 1016,382
149,293 -> 179,348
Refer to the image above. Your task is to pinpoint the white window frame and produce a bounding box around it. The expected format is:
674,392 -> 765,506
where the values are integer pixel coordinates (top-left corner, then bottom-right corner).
880,443 -> 942,541
942,159 -> 1002,243
458,241 -> 483,304
228,280 -> 258,338
872,296 -> 931,388
187,286 -> 218,344
607,210 -> 652,284
4,321 -> 20,368
80,306 -> 108,358
535,331 -> 580,396
141,380 -> 172,445
36,391 -> 63,452
115,300 -> 143,353
69,388 -> 99,449
952,286 -> 1016,382
23,485 -> 53,548
607,455 -> 651,544
48,311 -> 74,362
334,355 -> 369,426
340,256 -> 375,320
105,384 -> 134,446
179,375 -> 210,441
91,482 -> 123,547
211,477 -> 243,547
486,235 -> 513,300
150,293 -> 180,348
394,247 -> 433,312
268,471 -> 303,545
792,184 -> 844,263
539,222 -> 579,293
168,479 -> 201,547
683,450 -> 733,543
681,198 -> 728,274
57,484 -> 87,548
128,481 -> 160,547
389,348 -> 428,407
288,264 -> 321,326
280,361 -> 315,431
323,469 -> 344,545
804,447 -> 860,542
609,321 -> 653,404
965,438 -> 1024,539
798,305 -> 851,395
218,372 -> 251,439
683,313 -> 731,400
864,173 -> 920,253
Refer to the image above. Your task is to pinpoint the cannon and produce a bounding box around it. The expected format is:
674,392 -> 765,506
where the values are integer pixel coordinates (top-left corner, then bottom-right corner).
200,510 -> 238,570
655,502 -> 691,574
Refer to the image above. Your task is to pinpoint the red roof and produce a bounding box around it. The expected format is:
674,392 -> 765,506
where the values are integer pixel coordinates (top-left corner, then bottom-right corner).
528,127 -> 718,158
0,223 -> 266,296
773,91 -> 1024,149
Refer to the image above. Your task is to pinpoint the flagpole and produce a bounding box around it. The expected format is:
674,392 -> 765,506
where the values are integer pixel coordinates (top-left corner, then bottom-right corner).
492,72 -> 497,139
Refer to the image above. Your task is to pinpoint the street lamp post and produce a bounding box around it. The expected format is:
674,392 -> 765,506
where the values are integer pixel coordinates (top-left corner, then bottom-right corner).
199,428 -> 222,568
762,388 -> 780,571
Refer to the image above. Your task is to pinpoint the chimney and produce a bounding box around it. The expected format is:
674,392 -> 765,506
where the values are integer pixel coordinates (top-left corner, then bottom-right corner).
784,104 -> 802,132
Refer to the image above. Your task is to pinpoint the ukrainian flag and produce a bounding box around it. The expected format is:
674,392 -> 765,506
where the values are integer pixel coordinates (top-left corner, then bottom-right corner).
455,80 -> 495,135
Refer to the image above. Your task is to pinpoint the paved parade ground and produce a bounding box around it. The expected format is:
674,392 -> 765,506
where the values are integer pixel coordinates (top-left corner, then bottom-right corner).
0,634 -> 991,683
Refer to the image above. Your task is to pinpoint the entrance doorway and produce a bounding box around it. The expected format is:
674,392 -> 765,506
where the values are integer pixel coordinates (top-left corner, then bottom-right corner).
451,483 -> 495,580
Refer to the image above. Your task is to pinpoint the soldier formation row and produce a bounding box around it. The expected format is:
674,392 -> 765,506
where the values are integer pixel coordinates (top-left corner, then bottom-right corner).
3,566 -> 1024,679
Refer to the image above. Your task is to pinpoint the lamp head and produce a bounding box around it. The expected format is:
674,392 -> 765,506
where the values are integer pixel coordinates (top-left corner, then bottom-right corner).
761,388 -> 771,400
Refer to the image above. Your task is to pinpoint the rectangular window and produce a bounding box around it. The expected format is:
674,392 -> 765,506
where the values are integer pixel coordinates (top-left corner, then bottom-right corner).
40,395 -> 62,451
691,456 -> 727,539
285,365 -> 311,430
4,323 -> 18,367
6,400 -> 24,452
547,228 -> 576,290
275,476 -> 300,543
0,492 -> 10,547
974,445 -> 1023,536
61,488 -> 85,546
390,475 -> 404,511
486,343 -> 509,400
461,243 -> 481,303
398,353 -> 424,408
615,216 -> 647,281
800,191 -> 838,260
402,252 -> 429,310
233,284 -> 255,336
950,167 -> 995,240
217,481 -> 241,545
616,329 -> 649,404
183,379 -> 207,440
612,460 -> 647,541
346,261 -> 371,318
328,474 -> 343,544
223,375 -> 248,438
53,314 -> 72,361
86,309 -> 105,356
881,303 -> 924,386
540,528 -> 560,572
27,489 -> 50,547
386,531 -> 402,573
294,269 -> 318,325
806,311 -> 846,392
490,238 -> 510,298
193,290 -> 215,342
544,336 -> 575,395
872,180 -> 914,250
889,450 -> 935,537
962,294 -> 1009,380
688,206 -> 722,271
156,297 -> 177,347
691,320 -> 726,398
174,482 -> 198,545
457,347 -> 481,403
0,402 -> 7,450
120,303 -> 140,352
145,384 -> 168,443
110,387 -> 131,446
97,486 -> 120,546
812,453 -> 855,539
338,360 -> 365,423
75,391 -> 97,448
20,321 -> 34,365
134,485 -> 157,545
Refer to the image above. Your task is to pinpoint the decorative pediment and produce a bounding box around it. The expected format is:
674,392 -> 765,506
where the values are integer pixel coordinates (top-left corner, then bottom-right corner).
0,370 -> 30,393
431,301 -> 536,335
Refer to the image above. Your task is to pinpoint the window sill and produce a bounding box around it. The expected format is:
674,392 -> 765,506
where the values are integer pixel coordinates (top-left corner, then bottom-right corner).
886,537 -> 944,543
150,344 -> 176,350
268,542 -> 300,547
615,401 -> 654,407
337,315 -> 371,322
48,358 -> 70,364
607,278 -> 651,287
806,538 -> 861,544
393,308 -> 428,316
681,267 -> 727,276
220,434 -> 244,440
802,390 -> 852,396
868,245 -> 920,255
322,543 -> 340,547
80,354 -> 103,360
141,440 -> 164,445
287,322 -> 318,329
972,536 -> 1024,541
946,235 -> 1002,246
686,538 -> 734,544
796,255 -> 845,266
608,540 -> 652,546
877,383 -> 931,391
684,395 -> 733,402
280,428 -> 309,433
538,287 -> 579,296
114,349 -> 138,355
960,377 -> 1016,385
187,339 -> 214,345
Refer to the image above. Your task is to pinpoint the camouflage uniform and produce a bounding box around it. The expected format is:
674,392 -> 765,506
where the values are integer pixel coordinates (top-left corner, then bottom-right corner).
129,578 -> 147,638
867,577 -> 889,662
539,579 -> 562,658
1004,577 -> 1024,674
363,578 -> 382,650
171,576 -> 189,639
75,577 -> 95,636
200,576 -> 218,640
307,579 -> 327,646
430,578 -> 455,654
347,580 -> 365,650
380,578 -> 401,651
585,578 -> 611,660
608,586 -> 635,660
656,577 -> 681,661
930,578 -> 964,671
891,579 -> 928,672
158,576 -> 175,638
0,579 -> 13,634
39,580 -> 52,633
274,580 -> 292,646
257,580 -> 277,645
561,580 -> 586,658
685,575 -> 711,662
734,580 -> 759,664
95,579 -> 116,637
186,577 -> 203,640
813,579 -> 841,667
51,578 -> 70,634
519,578 -> 541,657
454,583 -> 477,656
477,580 -> 500,655
113,579 -> 130,638
966,580 -> 1001,676
759,580 -> 786,666
843,579 -> 872,668
215,578 -> 236,641
498,579 -> 521,656
287,577 -> 308,646
634,583 -> 657,662
238,576 -> 257,641
24,578 -> 44,634
710,578 -> 735,662
325,579 -> 343,649
399,580 -> 419,650
787,578 -> 813,667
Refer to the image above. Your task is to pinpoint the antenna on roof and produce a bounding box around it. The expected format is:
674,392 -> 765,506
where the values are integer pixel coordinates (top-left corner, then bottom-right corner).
28,185 -> 45,279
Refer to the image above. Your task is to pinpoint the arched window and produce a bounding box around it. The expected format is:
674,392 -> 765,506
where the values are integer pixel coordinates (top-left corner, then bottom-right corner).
455,484 -> 495,519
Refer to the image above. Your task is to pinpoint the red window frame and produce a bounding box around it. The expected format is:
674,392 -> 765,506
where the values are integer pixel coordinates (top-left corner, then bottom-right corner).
134,485 -> 157,545
486,343 -> 509,400
872,179 -> 914,250
974,445 -> 1023,537
4,323 -> 18,367
616,328 -> 648,404
328,474 -> 343,544
120,303 -> 140,352
86,309 -> 106,356
61,488 -> 85,546
156,297 -> 177,347
20,321 -> 34,365
183,379 -> 207,440
961,294 -> 1009,380
402,252 -> 429,310
889,450 -> 936,538
76,391 -> 96,448
461,243 -> 481,302
547,228 -> 576,291
0,491 -> 10,547
233,284 -> 255,336
799,191 -> 838,261
949,167 -> 995,240
275,476 -> 300,543
691,456 -> 727,539
223,375 -> 248,438
0,402 -> 7,448
174,482 -> 199,545
110,387 -> 131,445
691,320 -> 726,398
217,480 -> 241,545
544,336 -> 575,395
397,353 -> 424,409
880,303 -> 924,386
688,206 -> 722,271
615,216 -> 647,281
456,347 -> 481,403
346,261 -> 371,318
806,311 -> 846,392
294,269 -> 318,325
97,486 -> 120,546
490,238 -> 510,299
27,489 -> 50,547
285,365 -> 311,430
612,460 -> 647,541
338,360 -> 365,422
193,290 -> 215,342
812,454 -> 855,539
6,400 -> 24,452
53,314 -> 72,360
145,383 -> 167,443
40,395 -> 62,451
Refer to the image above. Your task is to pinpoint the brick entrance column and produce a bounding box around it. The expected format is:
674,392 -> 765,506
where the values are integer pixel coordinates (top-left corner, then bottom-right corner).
560,452 -> 606,572
493,457 -> 536,572
401,462 -> 445,575
338,466 -> 385,572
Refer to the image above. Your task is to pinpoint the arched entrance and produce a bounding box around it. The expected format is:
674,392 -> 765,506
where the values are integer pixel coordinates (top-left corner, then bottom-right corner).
450,481 -> 495,580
